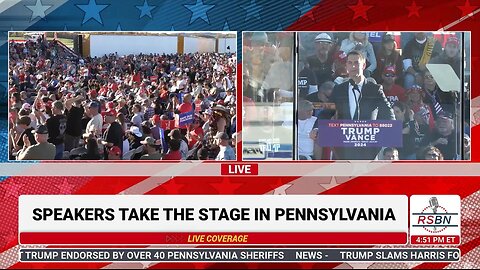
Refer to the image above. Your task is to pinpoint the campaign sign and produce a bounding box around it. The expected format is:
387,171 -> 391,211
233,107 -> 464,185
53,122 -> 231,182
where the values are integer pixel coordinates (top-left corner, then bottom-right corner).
317,120 -> 403,147
178,111 -> 194,127
160,120 -> 176,131
298,76 -> 312,96
368,32 -> 383,43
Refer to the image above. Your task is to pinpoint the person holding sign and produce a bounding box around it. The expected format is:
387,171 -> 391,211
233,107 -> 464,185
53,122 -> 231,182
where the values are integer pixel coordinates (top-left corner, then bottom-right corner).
176,93 -> 193,136
329,50 -> 395,160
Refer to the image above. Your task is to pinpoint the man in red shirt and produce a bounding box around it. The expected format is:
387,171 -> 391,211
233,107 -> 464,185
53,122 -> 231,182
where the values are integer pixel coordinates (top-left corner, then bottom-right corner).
177,93 -> 193,114
381,65 -> 407,106
187,116 -> 204,148
176,93 -> 193,135
163,139 -> 182,160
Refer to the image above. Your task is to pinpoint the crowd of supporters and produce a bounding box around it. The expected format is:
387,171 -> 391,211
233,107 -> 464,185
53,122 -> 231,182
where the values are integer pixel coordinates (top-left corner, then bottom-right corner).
8,36 -> 237,160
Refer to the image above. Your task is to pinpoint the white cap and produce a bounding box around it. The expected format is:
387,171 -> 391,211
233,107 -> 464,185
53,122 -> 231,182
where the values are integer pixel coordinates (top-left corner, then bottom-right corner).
21,103 -> 31,110
129,126 -> 143,137
314,33 -> 333,43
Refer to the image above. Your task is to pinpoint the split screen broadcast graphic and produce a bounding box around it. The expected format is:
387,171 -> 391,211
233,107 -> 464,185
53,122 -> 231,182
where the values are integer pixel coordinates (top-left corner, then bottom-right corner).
6,31 -> 470,263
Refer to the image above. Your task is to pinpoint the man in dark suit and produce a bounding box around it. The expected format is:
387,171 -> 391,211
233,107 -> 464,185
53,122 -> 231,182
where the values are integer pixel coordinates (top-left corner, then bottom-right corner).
330,50 -> 396,160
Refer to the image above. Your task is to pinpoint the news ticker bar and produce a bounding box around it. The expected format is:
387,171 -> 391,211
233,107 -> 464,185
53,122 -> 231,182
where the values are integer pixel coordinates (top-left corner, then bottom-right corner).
19,248 -> 461,263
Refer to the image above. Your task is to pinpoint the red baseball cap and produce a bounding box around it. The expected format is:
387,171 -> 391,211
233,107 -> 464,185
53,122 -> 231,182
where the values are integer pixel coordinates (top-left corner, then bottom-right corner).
104,110 -> 116,117
445,36 -> 459,47
334,50 -> 348,63
106,101 -> 115,110
383,65 -> 396,76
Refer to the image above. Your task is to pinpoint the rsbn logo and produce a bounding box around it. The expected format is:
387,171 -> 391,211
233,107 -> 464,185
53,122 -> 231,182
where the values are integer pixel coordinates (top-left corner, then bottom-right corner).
412,197 -> 459,234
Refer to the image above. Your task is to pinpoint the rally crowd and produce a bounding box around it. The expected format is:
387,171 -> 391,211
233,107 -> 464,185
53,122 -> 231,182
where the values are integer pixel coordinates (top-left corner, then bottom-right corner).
8,36 -> 237,161
296,32 -> 470,160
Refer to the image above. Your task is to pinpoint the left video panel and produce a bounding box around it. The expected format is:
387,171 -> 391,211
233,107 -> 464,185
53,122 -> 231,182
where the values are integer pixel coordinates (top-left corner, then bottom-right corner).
8,31 -> 237,161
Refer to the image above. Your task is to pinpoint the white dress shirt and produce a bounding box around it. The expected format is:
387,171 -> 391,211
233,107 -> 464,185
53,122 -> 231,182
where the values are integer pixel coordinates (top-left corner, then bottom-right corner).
348,77 -> 365,120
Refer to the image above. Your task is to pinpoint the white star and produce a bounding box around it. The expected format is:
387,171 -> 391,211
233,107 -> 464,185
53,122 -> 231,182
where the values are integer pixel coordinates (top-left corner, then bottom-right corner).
241,0 -> 262,21
136,0 -> 156,19
25,0 -> 53,21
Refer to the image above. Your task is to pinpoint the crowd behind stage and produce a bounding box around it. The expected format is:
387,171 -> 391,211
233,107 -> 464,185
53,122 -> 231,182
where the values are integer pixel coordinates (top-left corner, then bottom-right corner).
244,32 -> 471,160
8,37 -> 237,161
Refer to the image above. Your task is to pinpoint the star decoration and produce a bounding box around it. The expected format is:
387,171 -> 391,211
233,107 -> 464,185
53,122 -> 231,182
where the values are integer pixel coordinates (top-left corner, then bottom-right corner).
209,179 -> 244,194
25,0 -> 53,22
319,176 -> 339,191
76,0 -> 109,25
0,231 -> 17,250
273,184 -> 292,195
457,0 -> 479,17
55,179 -> 76,194
295,0 -> 315,21
116,23 -> 122,31
0,180 -> 25,199
170,24 -> 175,31
183,0 -> 215,24
276,21 -> 284,31
136,0 -> 157,19
348,262 -> 376,269
241,0 -> 262,21
63,24 -> 68,31
223,20 -> 230,31
348,0 -> 373,21
141,262 -> 154,269
155,178 -> 185,194
406,1 -> 422,18
473,109 -> 480,126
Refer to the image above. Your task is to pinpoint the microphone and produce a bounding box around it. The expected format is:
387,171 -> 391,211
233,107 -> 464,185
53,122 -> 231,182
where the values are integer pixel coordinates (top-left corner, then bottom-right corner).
349,79 -> 358,89
429,197 -> 439,214
429,197 -> 439,231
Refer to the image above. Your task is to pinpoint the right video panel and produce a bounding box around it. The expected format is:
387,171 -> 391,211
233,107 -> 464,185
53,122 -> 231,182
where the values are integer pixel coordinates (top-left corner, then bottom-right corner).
297,32 -> 470,161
